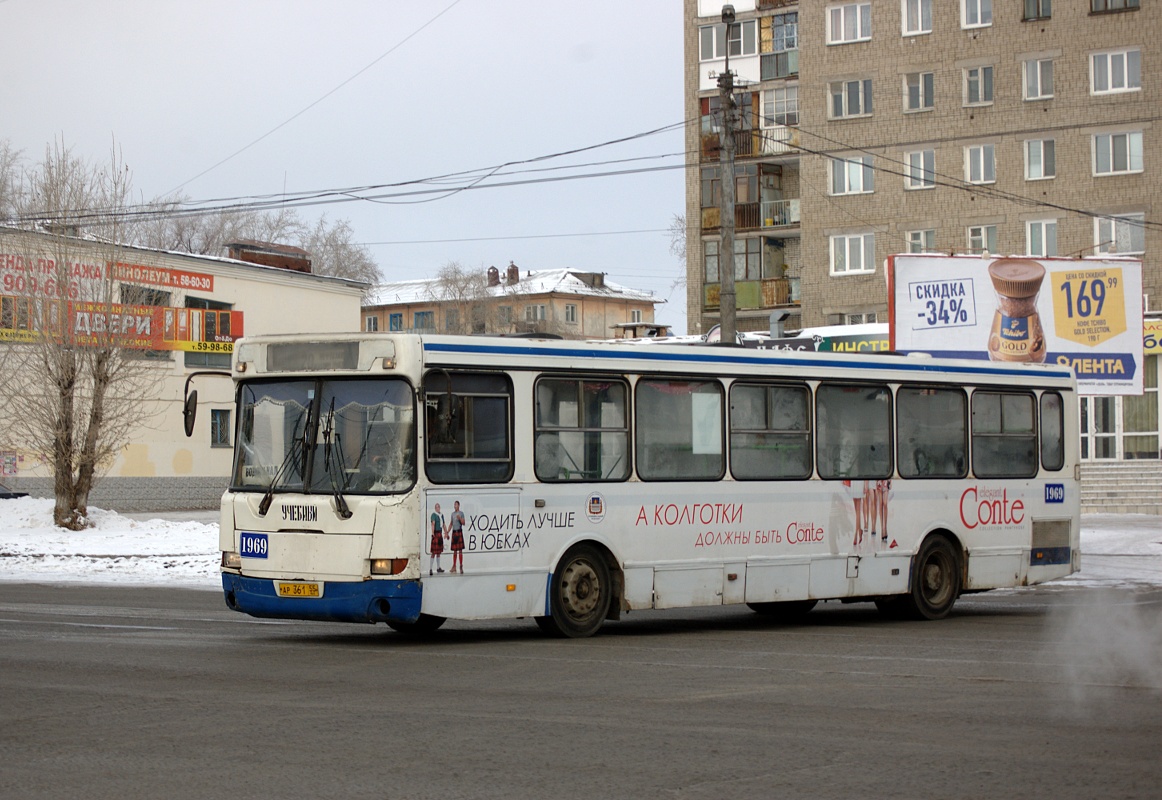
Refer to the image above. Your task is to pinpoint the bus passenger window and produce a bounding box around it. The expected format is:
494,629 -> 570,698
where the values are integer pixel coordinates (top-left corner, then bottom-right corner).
729,383 -> 812,480
1040,392 -> 1065,471
635,379 -> 724,480
897,387 -> 967,478
816,383 -> 892,480
971,391 -> 1037,478
424,371 -> 513,483
534,378 -> 629,482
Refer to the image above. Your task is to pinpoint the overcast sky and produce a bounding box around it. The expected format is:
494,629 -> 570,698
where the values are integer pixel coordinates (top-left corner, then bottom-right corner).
1,0 -> 687,330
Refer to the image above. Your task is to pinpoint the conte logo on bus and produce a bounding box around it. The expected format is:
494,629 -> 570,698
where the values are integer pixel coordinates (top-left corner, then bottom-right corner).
281,504 -> 318,522
959,486 -> 1025,529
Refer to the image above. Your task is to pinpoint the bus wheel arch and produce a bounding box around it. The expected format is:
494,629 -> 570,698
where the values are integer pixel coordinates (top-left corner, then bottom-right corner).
901,530 -> 964,620
536,541 -> 621,638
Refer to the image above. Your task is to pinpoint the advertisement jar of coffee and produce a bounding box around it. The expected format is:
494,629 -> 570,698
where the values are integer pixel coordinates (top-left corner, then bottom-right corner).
987,258 -> 1046,363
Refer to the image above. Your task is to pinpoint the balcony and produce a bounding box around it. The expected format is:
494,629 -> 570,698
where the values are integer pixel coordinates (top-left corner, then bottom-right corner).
761,125 -> 798,156
701,198 -> 799,233
757,0 -> 798,8
703,278 -> 797,311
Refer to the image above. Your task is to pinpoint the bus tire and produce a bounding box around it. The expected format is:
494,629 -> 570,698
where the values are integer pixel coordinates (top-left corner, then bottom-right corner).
387,613 -> 446,635
904,535 -> 961,620
539,544 -> 612,638
747,599 -> 817,620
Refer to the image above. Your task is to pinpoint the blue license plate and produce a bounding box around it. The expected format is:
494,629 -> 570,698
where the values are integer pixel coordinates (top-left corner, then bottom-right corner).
239,532 -> 269,559
1044,483 -> 1065,504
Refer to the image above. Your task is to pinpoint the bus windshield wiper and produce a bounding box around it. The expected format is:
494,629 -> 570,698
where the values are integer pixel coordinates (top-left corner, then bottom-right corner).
321,397 -> 352,520
258,407 -> 310,517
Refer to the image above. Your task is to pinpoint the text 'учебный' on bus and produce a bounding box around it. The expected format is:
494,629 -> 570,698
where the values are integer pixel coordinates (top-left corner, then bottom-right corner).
183,333 -> 1080,638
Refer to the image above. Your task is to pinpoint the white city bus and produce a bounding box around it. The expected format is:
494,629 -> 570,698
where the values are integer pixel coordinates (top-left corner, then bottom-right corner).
191,333 -> 1080,637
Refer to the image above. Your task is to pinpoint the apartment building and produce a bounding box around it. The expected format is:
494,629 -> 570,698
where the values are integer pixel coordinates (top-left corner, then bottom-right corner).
363,263 -> 660,341
684,0 -> 1161,490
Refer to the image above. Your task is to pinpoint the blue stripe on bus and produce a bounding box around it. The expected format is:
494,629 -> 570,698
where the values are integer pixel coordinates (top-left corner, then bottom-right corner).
421,341 -> 1074,381
222,574 -> 422,624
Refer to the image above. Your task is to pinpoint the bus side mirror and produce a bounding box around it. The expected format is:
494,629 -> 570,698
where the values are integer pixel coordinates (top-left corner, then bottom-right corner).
183,390 -> 198,437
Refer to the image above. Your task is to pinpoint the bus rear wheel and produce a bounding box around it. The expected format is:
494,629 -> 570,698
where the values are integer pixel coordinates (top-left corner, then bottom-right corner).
537,544 -> 611,638
387,613 -> 446,635
903,535 -> 961,620
747,599 -> 817,621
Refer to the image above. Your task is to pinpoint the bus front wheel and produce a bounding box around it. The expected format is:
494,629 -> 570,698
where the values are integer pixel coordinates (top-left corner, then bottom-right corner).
903,535 -> 961,620
537,544 -> 612,638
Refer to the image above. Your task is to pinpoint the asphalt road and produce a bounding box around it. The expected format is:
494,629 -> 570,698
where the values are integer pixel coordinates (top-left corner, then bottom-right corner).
1,582 -> 1160,800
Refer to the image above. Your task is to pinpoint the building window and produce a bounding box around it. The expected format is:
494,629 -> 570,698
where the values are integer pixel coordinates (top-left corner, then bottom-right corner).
773,12 -> 797,51
414,311 -> 434,330
906,150 -> 935,189
445,308 -> 459,331
1024,59 -> 1054,100
964,66 -> 994,105
831,155 -> 875,195
1095,214 -> 1145,255
965,144 -> 996,184
730,238 -> 763,281
962,0 -> 993,28
1093,132 -> 1143,175
827,3 -> 872,44
389,313 -> 403,331
1024,0 -> 1052,20
907,229 -> 936,253
762,85 -> 799,127
1026,220 -> 1058,257
525,304 -> 547,322
183,295 -> 230,369
829,79 -> 873,119
903,0 -> 932,35
1091,0 -> 1139,12
1091,49 -> 1141,94
1025,139 -> 1056,180
699,19 -> 757,61
830,233 -> 876,275
967,224 -> 998,254
844,312 -> 878,325
630,309 -> 643,323
497,306 -> 512,326
210,409 -> 231,447
905,72 -> 934,111
563,304 -> 577,324
365,316 -> 378,332
705,240 -> 720,283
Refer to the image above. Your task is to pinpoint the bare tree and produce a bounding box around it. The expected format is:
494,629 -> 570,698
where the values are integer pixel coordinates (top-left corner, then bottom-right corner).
668,213 -> 687,289
0,142 -> 165,528
428,261 -> 495,334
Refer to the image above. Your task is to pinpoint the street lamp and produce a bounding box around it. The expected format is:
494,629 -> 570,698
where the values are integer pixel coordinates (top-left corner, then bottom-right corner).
717,4 -> 737,344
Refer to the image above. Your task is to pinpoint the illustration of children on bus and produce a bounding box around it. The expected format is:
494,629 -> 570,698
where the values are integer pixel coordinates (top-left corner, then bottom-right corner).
429,502 -> 446,575
449,500 -> 466,573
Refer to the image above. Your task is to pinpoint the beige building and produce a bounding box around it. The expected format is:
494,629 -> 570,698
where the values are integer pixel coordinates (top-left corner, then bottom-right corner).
0,228 -> 366,509
363,263 -> 661,340
684,0 -> 1162,507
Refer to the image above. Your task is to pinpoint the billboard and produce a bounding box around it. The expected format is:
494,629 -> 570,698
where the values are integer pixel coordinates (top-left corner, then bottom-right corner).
889,254 -> 1144,395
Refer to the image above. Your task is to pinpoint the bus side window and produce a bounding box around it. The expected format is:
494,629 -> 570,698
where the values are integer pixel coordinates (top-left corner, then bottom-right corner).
816,383 -> 892,480
971,391 -> 1037,478
729,383 -> 812,480
424,371 -> 513,483
635,378 -> 724,481
897,386 -> 968,479
534,377 -> 629,482
1040,392 -> 1065,471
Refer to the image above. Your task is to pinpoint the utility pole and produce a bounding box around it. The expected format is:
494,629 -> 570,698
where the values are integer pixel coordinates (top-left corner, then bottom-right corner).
717,4 -> 737,344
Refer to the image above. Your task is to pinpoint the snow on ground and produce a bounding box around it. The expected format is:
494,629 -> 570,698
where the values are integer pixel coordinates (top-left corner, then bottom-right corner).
0,497 -> 1160,591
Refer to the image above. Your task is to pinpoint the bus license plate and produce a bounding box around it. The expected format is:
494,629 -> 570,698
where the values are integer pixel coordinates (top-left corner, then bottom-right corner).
277,582 -> 322,598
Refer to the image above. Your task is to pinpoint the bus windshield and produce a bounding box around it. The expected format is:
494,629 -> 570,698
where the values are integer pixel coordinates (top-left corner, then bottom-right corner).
233,378 -> 415,495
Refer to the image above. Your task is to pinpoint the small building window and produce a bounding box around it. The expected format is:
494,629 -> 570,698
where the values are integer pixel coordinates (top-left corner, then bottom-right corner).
389,313 -> 403,331
565,304 -> 578,324
210,409 -> 231,447
365,316 -> 379,332
964,66 -> 994,105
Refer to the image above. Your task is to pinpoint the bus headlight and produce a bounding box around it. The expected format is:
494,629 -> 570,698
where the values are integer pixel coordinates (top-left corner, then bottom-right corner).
370,558 -> 409,575
222,551 -> 242,569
